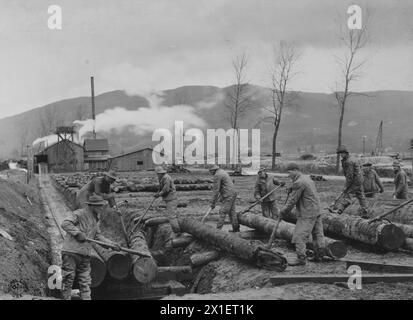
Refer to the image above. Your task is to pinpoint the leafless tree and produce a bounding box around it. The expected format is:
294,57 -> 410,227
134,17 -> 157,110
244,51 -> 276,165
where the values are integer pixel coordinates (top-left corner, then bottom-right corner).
333,14 -> 370,172
259,41 -> 301,170
225,53 -> 254,169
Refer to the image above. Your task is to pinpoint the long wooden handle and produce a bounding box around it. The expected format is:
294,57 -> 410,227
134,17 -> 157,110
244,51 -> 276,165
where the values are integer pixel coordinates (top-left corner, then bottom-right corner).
240,185 -> 284,215
86,238 -> 150,257
201,207 -> 213,223
369,197 -> 413,222
265,218 -> 282,249
135,197 -> 157,226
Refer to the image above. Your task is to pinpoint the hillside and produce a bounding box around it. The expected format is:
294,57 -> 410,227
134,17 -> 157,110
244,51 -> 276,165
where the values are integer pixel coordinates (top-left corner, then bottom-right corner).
0,85 -> 412,159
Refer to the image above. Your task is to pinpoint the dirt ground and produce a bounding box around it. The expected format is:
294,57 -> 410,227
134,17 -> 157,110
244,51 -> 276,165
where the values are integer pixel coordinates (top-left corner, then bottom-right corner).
0,170 -> 51,297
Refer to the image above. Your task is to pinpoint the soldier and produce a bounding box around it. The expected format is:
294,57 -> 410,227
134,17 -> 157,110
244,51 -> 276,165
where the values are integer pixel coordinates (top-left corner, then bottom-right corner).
61,195 -> 121,300
279,163 -> 326,266
209,164 -> 239,232
393,161 -> 408,199
254,167 -> 283,219
76,171 -> 118,210
335,145 -> 368,217
362,162 -> 384,198
154,166 -> 180,235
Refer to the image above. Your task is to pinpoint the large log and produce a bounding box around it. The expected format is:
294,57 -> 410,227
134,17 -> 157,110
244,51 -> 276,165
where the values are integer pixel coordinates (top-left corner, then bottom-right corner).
190,251 -> 220,266
238,212 -> 347,259
404,238 -> 413,251
281,209 -> 405,251
90,247 -> 107,288
177,217 -> 287,271
92,244 -> 132,280
129,230 -> 158,284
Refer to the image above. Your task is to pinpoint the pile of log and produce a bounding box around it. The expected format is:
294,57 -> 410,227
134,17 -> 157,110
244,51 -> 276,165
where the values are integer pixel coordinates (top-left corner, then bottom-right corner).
237,212 -> 348,259
281,209 -> 405,251
177,217 -> 287,271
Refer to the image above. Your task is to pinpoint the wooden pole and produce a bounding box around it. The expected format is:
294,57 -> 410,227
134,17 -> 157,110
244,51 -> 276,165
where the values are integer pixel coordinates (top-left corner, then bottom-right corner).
90,76 -> 96,139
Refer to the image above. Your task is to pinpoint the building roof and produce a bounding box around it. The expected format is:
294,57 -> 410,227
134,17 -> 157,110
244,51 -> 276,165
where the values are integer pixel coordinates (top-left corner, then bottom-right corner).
110,147 -> 156,159
84,139 -> 109,152
36,140 -> 84,155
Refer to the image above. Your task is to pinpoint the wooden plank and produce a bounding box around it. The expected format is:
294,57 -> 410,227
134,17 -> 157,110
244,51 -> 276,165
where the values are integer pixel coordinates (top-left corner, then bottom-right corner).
270,273 -> 413,286
341,259 -> 413,274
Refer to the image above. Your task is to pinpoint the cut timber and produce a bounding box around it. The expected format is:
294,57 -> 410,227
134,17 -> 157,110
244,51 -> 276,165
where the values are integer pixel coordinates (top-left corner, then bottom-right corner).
238,212 -> 347,259
404,238 -> 413,251
393,223 -> 413,238
270,273 -> 413,286
129,230 -> 157,284
156,266 -> 193,282
90,247 -> 107,288
92,244 -> 131,280
178,217 -> 287,271
170,234 -> 194,248
190,251 -> 220,266
145,217 -> 170,227
282,209 -> 405,251
341,259 -> 413,274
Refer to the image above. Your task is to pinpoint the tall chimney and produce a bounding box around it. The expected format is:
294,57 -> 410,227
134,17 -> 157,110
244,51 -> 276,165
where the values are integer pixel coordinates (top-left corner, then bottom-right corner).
90,76 -> 96,139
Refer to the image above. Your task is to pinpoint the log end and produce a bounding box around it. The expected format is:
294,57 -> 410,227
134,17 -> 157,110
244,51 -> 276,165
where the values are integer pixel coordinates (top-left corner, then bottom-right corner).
90,256 -> 107,288
378,224 -> 406,251
325,241 -> 347,259
256,248 -> 287,272
107,253 -> 132,280
132,258 -> 158,284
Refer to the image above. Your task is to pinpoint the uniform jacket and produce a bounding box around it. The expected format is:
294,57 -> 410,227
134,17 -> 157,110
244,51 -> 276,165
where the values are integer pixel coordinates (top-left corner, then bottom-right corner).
211,168 -> 236,206
282,173 -> 321,218
254,173 -> 281,202
341,156 -> 363,192
394,169 -> 408,196
61,208 -> 111,257
363,169 -> 384,195
158,174 -> 177,201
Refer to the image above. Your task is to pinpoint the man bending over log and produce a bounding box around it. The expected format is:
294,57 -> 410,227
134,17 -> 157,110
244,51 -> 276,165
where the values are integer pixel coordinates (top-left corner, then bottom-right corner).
362,162 -> 384,198
393,161 -> 408,199
76,171 -> 118,210
279,163 -> 326,266
61,195 -> 121,300
254,167 -> 283,219
154,166 -> 181,236
335,145 -> 368,218
209,164 -> 239,232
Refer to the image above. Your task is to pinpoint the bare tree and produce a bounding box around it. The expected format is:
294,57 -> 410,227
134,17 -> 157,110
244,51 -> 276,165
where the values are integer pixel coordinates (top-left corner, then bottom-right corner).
225,53 -> 254,169
259,41 -> 301,170
333,15 -> 370,172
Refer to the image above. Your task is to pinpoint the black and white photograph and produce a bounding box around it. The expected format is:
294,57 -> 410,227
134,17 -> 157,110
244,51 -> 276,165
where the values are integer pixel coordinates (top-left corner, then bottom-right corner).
1,0 -> 413,306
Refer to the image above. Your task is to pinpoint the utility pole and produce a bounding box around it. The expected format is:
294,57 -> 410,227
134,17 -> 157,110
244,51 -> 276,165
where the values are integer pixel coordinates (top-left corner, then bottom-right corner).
26,145 -> 31,183
363,136 -> 367,156
90,76 -> 96,139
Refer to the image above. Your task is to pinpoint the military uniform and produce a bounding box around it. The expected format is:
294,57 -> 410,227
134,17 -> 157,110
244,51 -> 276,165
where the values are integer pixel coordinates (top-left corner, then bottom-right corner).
254,173 -> 281,219
394,168 -> 408,199
158,173 -> 180,233
211,168 -> 239,231
363,168 -> 384,198
76,176 -> 114,209
336,156 -> 367,214
60,207 -> 113,300
280,172 -> 325,263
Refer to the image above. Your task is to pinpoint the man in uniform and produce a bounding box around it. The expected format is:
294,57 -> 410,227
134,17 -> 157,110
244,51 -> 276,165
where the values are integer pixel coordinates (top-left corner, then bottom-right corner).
209,164 -> 239,232
279,163 -> 326,266
335,145 -> 368,217
393,161 -> 408,199
61,195 -> 121,300
362,162 -> 384,198
254,167 -> 283,219
76,171 -> 118,209
154,166 -> 180,235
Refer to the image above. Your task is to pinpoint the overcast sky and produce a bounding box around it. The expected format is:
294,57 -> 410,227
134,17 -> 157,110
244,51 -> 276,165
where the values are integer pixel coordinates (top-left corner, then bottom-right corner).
1,0 -> 413,119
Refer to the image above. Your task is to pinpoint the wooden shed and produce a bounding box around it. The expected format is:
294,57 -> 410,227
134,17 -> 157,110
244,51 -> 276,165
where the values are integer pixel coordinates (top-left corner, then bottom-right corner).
83,138 -> 110,171
109,148 -> 157,171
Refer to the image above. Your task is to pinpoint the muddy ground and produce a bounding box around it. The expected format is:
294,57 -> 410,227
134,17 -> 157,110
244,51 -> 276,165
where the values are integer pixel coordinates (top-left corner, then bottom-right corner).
0,170 -> 51,297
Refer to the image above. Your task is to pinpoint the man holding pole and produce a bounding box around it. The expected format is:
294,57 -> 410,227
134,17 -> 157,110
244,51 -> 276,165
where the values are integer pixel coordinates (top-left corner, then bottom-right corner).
279,163 -> 325,266
362,162 -> 384,198
61,195 -> 121,300
209,164 -> 239,232
254,167 -> 283,219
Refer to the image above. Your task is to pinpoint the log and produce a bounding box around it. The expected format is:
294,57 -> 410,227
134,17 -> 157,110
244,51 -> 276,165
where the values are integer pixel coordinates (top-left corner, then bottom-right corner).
190,251 -> 220,266
393,223 -> 413,238
90,247 -> 107,288
92,244 -> 132,280
342,259 -> 413,273
282,209 -> 405,251
177,217 -> 287,271
404,238 -> 413,251
145,217 -> 170,227
129,230 -> 157,284
170,234 -> 193,248
238,212 -> 348,259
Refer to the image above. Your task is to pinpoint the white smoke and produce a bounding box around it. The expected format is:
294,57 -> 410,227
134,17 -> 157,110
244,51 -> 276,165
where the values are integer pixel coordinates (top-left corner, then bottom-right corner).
8,161 -> 27,172
32,134 -> 58,148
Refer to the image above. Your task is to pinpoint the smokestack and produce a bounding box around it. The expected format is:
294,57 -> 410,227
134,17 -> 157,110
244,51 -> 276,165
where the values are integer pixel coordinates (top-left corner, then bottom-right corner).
90,76 -> 96,139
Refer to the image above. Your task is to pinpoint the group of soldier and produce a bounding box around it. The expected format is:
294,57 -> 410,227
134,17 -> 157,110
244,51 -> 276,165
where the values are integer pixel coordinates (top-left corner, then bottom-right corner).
59,145 -> 409,299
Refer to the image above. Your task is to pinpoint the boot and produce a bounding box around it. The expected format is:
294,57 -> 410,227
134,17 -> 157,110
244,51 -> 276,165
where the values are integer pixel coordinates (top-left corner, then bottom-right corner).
287,254 -> 306,266
309,248 -> 326,262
